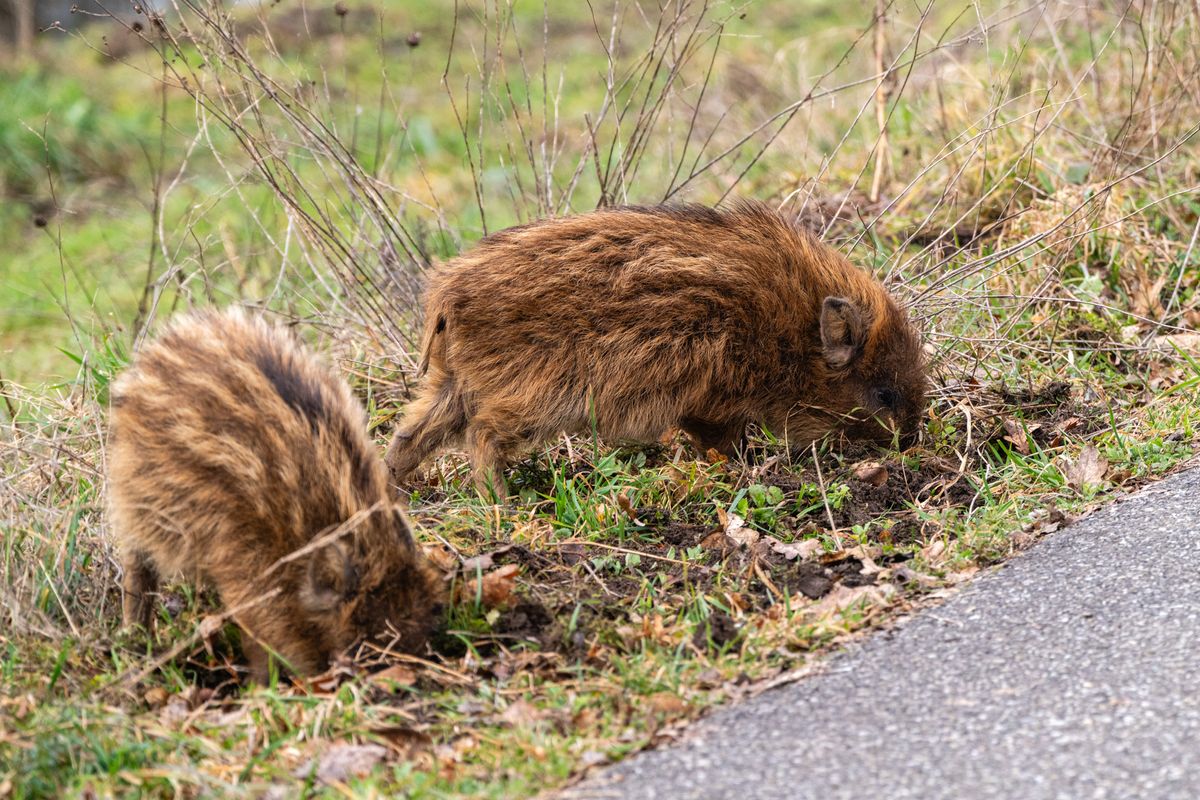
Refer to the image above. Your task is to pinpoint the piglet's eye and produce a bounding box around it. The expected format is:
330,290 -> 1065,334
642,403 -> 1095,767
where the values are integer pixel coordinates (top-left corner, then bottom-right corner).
876,387 -> 900,410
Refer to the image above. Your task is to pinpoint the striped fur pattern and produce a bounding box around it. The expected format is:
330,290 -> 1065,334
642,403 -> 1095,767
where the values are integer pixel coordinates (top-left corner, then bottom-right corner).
108,309 -> 441,680
386,201 -> 928,497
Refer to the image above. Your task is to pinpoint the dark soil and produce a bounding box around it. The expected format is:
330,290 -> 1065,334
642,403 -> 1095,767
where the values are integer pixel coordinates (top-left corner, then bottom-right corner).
494,600 -> 557,646
784,562 -> 834,599
692,611 -> 741,653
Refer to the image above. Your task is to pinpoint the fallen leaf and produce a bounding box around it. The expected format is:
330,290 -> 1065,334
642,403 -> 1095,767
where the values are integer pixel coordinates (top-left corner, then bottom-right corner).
1150,332 -> 1200,353
423,543 -> 458,572
1109,467 -> 1132,484
803,583 -> 895,621
839,544 -> 883,562
764,535 -> 822,561
499,698 -> 544,729
699,530 -> 733,555
646,692 -> 687,714
143,687 -> 169,710
492,651 -> 560,681
853,461 -> 889,486
857,555 -> 883,576
616,493 -> 645,525
880,563 -> 938,587
945,567 -> 980,584
1057,416 -> 1083,435
158,695 -> 191,728
1022,502 -> 1068,539
197,614 -> 225,640
460,544 -> 515,574
300,743 -> 388,785
370,664 -> 417,690
704,447 -> 729,464
921,538 -> 948,566
1003,417 -> 1032,453
307,670 -> 345,694
460,564 -> 520,608
1066,445 -> 1108,491
718,509 -> 757,547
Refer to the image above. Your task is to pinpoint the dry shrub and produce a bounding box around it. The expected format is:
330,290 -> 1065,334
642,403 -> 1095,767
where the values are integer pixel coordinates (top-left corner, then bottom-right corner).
998,182 -> 1192,319
0,384 -> 118,639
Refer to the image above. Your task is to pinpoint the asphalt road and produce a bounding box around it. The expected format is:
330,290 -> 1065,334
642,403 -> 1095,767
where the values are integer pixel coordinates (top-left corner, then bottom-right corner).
564,466 -> 1200,800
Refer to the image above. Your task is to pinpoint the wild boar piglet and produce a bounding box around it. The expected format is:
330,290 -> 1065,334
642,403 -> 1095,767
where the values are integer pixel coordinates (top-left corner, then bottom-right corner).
386,201 -> 928,498
108,309 -> 442,681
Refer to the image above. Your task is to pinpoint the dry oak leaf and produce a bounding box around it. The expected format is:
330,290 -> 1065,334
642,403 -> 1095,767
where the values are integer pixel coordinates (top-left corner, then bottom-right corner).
764,535 -> 823,561
833,544 -> 884,575
804,583 -> 896,622
1002,418 -> 1035,454
369,664 -> 418,690
460,544 -> 515,574
617,492 -> 645,525
717,507 -> 758,547
1066,445 -> 1108,491
460,564 -> 521,608
853,461 -> 889,486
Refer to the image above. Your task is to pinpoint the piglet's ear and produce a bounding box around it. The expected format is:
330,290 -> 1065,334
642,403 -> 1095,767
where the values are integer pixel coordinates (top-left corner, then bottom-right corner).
391,506 -> 418,551
820,297 -> 866,369
300,542 -> 359,613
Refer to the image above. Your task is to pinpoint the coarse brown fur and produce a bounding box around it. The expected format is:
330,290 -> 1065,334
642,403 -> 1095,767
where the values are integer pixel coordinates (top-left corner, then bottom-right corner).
386,201 -> 928,498
108,309 -> 443,681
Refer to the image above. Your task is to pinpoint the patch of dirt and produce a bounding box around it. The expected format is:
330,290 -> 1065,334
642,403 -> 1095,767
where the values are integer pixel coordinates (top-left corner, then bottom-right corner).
494,600 -> 557,647
692,611 -> 741,652
781,562 -> 834,599
657,520 -> 710,548
826,556 -> 876,587
987,380 -> 1109,452
879,516 -> 926,546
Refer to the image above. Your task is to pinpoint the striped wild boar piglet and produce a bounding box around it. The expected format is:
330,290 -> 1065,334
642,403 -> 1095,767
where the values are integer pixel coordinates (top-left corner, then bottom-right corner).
108,309 -> 442,681
386,201 -> 929,499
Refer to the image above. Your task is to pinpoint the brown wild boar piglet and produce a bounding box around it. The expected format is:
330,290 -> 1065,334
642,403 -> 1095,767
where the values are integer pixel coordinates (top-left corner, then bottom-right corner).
386,201 -> 928,498
108,309 -> 443,681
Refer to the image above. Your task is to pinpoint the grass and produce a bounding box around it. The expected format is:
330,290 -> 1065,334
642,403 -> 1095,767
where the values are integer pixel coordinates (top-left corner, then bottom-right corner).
3,0 -> 1200,797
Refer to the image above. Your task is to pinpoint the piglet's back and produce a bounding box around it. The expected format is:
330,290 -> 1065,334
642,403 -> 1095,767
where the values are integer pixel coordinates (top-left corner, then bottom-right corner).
108,309 -> 387,582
